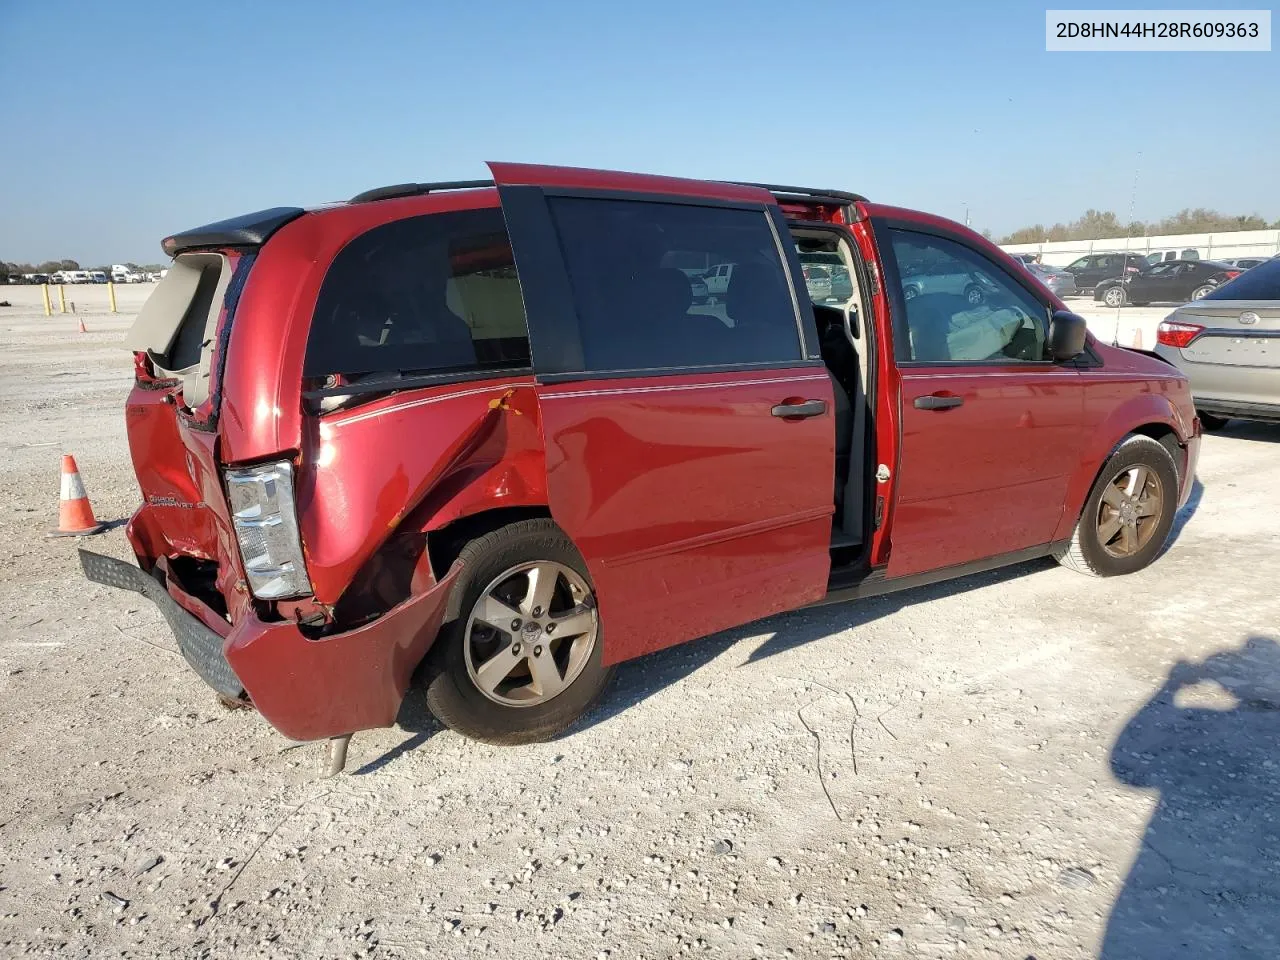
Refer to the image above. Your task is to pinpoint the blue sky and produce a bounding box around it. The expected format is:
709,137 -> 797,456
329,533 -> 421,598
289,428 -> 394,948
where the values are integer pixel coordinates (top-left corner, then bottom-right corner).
2,0 -> 1276,264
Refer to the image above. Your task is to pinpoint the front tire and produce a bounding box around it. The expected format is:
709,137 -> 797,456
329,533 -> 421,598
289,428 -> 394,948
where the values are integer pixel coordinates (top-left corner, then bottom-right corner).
1054,435 -> 1179,577
423,519 -> 614,744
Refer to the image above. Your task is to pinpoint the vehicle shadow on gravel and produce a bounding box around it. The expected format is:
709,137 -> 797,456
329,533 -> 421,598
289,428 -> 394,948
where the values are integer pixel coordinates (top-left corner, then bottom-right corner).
1102,635 -> 1280,958
1163,475 -> 1204,553
1211,421 -> 1280,445
586,558 -> 1054,731
355,691 -> 440,775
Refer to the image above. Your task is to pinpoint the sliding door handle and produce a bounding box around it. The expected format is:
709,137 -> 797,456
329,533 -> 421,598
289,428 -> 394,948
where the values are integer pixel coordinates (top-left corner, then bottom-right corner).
914,394 -> 964,410
771,399 -> 827,419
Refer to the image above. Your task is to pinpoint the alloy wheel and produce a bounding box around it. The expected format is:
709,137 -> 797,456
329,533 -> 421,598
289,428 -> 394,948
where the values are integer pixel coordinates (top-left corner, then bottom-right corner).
1095,464 -> 1164,558
462,561 -> 599,707
1103,287 -> 1125,308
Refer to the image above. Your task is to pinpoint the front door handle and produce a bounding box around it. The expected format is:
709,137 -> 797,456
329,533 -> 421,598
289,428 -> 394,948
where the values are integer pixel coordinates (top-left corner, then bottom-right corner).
771,399 -> 827,419
914,394 -> 964,410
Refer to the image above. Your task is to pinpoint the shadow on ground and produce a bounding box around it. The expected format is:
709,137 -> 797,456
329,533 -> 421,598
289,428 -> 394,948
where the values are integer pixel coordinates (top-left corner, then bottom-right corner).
1102,635 -> 1280,957
355,690 -> 441,775
1163,475 -> 1204,553
1209,420 -> 1280,445
583,556 -> 1058,731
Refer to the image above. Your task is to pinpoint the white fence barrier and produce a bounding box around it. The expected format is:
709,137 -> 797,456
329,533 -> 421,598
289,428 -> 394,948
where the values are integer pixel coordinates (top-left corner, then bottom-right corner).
1001,229 -> 1280,267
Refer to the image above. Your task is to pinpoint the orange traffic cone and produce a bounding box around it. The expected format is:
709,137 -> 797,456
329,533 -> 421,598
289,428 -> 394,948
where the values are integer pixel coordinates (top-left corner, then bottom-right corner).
1131,326 -> 1144,349
77,318 -> 87,334
48,455 -> 105,537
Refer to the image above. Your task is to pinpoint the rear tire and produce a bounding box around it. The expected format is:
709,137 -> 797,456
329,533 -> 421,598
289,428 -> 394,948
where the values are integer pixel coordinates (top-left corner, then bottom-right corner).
1190,285 -> 1214,301
1101,286 -> 1127,308
423,519 -> 615,744
1054,435 -> 1178,577
1197,411 -> 1230,431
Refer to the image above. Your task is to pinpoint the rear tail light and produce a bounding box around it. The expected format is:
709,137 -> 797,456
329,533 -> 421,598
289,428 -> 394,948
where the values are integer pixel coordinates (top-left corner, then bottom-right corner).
1157,320 -> 1204,349
225,461 -> 312,599
1224,271 -> 1241,280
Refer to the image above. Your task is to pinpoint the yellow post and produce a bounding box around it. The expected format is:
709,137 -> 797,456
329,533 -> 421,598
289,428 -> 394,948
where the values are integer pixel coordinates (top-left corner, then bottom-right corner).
107,281 -> 117,314
42,284 -> 53,316
58,285 -> 67,314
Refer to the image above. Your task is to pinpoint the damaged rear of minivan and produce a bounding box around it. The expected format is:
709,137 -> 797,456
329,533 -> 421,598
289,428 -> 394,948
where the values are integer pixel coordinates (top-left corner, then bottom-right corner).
81,193 -> 544,744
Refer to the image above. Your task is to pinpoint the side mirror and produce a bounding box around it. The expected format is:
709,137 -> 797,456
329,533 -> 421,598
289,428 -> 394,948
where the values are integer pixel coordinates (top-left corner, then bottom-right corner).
1048,310 -> 1088,361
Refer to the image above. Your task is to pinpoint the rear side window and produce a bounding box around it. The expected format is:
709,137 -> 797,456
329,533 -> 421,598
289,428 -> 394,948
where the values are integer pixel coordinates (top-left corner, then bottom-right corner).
1202,257 -> 1280,300
305,208 -> 530,380
546,197 -> 803,372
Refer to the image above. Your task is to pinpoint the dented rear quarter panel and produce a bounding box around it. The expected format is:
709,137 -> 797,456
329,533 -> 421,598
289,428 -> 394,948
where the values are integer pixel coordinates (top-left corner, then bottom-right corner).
300,379 -> 547,605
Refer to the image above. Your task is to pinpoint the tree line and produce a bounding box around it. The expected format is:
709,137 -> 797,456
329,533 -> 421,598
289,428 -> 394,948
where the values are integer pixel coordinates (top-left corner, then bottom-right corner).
1,260 -> 167,280
1001,208 -> 1280,245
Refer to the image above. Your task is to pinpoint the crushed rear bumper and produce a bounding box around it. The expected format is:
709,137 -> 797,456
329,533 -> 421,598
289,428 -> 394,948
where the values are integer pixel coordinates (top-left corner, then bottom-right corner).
80,550 -> 459,741
80,550 -> 244,699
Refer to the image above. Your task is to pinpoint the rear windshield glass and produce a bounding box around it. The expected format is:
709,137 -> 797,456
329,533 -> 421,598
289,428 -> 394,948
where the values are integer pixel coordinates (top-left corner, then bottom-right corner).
1202,257 -> 1280,300
305,208 -> 531,380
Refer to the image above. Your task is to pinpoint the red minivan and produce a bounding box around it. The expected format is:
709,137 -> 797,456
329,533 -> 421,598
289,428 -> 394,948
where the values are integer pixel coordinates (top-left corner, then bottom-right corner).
82,163 -> 1200,750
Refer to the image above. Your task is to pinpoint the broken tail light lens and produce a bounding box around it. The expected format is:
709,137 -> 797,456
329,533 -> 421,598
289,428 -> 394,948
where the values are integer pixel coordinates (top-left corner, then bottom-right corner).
224,461 -> 312,599
1156,320 -> 1204,349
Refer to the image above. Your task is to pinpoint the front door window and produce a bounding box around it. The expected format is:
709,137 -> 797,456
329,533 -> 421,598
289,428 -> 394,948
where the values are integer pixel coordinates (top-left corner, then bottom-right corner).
888,231 -> 1050,363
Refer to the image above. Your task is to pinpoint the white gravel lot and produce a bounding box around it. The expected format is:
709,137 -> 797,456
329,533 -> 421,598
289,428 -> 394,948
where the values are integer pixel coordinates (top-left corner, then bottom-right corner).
1,284 -> 1277,959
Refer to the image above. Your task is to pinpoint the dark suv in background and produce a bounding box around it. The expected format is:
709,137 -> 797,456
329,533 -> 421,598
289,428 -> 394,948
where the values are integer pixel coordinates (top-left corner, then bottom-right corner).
1062,252 -> 1149,294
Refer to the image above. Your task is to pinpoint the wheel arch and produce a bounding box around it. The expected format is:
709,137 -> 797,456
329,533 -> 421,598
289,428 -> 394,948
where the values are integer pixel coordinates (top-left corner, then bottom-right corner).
1053,400 -> 1188,541
427,505 -> 556,585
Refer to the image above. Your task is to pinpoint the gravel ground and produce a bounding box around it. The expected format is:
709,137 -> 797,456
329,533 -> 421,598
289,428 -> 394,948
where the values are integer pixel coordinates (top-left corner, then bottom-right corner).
1,286 -> 1277,959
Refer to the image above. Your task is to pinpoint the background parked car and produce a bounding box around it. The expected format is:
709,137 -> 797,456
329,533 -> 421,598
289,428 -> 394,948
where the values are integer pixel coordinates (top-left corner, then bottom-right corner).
1022,261 -> 1078,297
802,264 -> 834,301
1095,259 -> 1242,307
1222,257 -> 1271,270
1062,252 -> 1149,293
1147,248 -> 1203,264
1154,256 -> 1280,428
702,262 -> 734,303
900,263 -> 1000,304
799,251 -> 854,303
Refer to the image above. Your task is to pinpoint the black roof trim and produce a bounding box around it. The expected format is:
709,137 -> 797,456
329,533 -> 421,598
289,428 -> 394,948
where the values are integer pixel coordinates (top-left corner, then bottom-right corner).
161,207 -> 305,257
730,182 -> 868,204
349,180 -> 495,203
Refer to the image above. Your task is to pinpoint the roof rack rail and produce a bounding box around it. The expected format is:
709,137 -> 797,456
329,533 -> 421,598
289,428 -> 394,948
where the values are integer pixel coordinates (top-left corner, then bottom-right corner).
349,180 -> 494,203
731,182 -> 868,204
